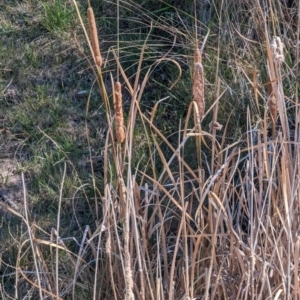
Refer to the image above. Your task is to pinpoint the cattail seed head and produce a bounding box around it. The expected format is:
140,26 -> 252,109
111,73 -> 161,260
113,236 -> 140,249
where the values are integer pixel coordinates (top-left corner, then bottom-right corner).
193,48 -> 205,119
114,82 -> 125,143
268,94 -> 278,124
87,7 -> 102,67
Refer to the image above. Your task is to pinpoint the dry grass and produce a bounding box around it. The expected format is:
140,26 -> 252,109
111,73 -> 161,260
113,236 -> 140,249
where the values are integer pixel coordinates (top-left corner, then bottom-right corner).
0,0 -> 300,299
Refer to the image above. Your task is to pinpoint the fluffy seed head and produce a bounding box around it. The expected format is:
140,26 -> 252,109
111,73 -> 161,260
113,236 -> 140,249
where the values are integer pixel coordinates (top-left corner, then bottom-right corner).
87,7 -> 102,67
114,82 -> 125,143
270,36 -> 284,63
209,121 -> 223,132
193,48 -> 205,119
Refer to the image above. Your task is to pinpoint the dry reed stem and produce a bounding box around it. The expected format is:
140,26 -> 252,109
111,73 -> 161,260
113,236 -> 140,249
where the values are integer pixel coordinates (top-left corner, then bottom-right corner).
193,48 -> 205,119
87,7 -> 102,67
194,48 -> 201,64
268,36 -> 284,126
114,81 -> 125,143
123,192 -> 134,300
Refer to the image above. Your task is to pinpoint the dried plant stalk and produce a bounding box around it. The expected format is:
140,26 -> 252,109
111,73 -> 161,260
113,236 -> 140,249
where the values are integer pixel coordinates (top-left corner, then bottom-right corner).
193,48 -> 205,119
194,48 -> 201,64
114,82 -> 125,143
124,222 -> 134,300
87,7 -> 102,67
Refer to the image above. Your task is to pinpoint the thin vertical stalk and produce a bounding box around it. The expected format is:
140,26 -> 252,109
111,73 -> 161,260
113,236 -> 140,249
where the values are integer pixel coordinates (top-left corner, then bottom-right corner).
56,162 -> 66,299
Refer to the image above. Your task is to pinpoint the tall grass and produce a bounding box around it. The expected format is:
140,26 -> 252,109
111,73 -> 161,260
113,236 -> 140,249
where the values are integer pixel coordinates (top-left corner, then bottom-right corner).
0,0 -> 299,299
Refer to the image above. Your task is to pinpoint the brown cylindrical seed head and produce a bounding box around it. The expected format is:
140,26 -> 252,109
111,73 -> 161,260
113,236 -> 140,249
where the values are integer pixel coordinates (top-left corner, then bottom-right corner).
268,94 -> 277,124
87,7 -> 102,67
193,57 -> 205,119
114,82 -> 125,143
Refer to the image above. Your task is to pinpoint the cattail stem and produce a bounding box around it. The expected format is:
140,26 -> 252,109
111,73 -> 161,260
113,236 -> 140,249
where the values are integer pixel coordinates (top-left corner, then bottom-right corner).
87,7 -> 102,67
